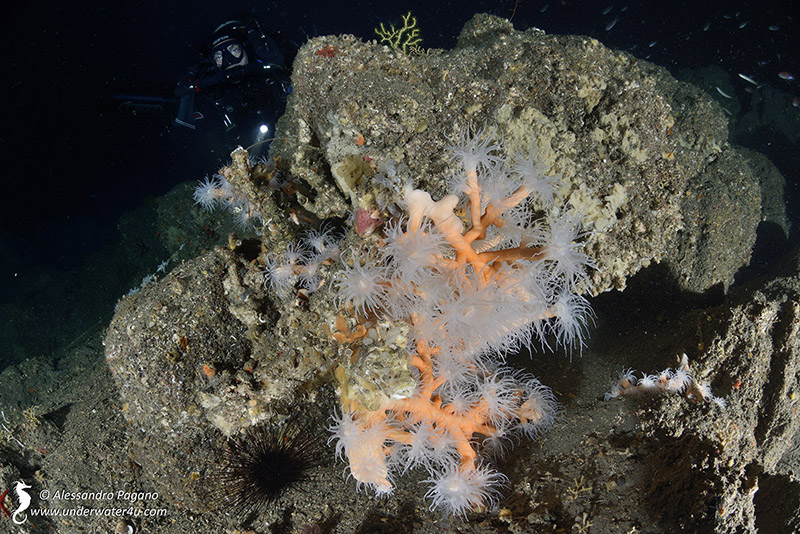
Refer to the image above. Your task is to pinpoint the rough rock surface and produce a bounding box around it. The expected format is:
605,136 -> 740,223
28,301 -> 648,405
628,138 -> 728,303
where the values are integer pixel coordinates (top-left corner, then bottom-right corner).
104,245 -> 342,507
269,13 -> 762,294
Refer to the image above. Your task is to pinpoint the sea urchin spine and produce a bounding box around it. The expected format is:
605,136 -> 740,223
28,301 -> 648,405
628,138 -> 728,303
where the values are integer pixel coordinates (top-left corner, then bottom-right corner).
217,417 -> 325,518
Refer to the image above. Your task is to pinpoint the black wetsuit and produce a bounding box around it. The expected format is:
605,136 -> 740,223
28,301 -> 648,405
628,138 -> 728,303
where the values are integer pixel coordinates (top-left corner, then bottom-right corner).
174,19 -> 287,128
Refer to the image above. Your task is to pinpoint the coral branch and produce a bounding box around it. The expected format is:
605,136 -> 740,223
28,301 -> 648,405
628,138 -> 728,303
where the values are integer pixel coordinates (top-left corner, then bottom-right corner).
329,126 -> 593,516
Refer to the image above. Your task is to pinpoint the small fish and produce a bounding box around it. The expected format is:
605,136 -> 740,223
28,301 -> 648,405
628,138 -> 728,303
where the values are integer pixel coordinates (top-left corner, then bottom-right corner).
540,4 -> 549,13
778,71 -> 795,81
792,96 -> 799,108
602,5 -> 613,15
703,21 -> 711,31
605,17 -> 618,31
716,87 -> 733,99
768,25 -> 780,31
649,41 -> 657,47
738,73 -> 759,86
738,21 -> 749,29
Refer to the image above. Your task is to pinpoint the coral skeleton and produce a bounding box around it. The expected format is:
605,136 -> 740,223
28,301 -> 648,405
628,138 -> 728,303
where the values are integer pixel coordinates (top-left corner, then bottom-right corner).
193,172 -> 264,228
193,155 -> 269,229
262,230 -> 341,297
604,353 -> 726,408
327,127 -> 595,517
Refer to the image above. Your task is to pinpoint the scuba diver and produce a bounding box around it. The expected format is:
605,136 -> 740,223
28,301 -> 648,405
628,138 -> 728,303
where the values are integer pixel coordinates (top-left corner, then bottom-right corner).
174,18 -> 293,134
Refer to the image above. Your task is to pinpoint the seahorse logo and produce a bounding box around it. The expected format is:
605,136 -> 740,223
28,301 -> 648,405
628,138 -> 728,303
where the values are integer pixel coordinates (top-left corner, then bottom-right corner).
11,480 -> 32,524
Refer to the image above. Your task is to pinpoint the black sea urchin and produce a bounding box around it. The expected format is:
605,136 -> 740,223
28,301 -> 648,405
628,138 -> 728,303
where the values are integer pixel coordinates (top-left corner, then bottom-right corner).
218,417 -> 325,517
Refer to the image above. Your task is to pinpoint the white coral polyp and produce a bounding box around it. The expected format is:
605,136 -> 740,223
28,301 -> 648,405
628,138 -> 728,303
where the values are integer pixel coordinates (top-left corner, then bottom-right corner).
348,440 -> 393,495
424,463 -> 507,518
333,250 -> 390,316
330,411 -> 394,495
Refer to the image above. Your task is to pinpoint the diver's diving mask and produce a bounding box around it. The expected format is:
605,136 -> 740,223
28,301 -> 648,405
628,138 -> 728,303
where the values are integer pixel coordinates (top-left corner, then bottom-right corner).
212,37 -> 249,71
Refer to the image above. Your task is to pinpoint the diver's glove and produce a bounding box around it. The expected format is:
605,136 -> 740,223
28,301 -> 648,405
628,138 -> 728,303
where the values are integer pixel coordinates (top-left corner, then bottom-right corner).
174,66 -> 198,97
